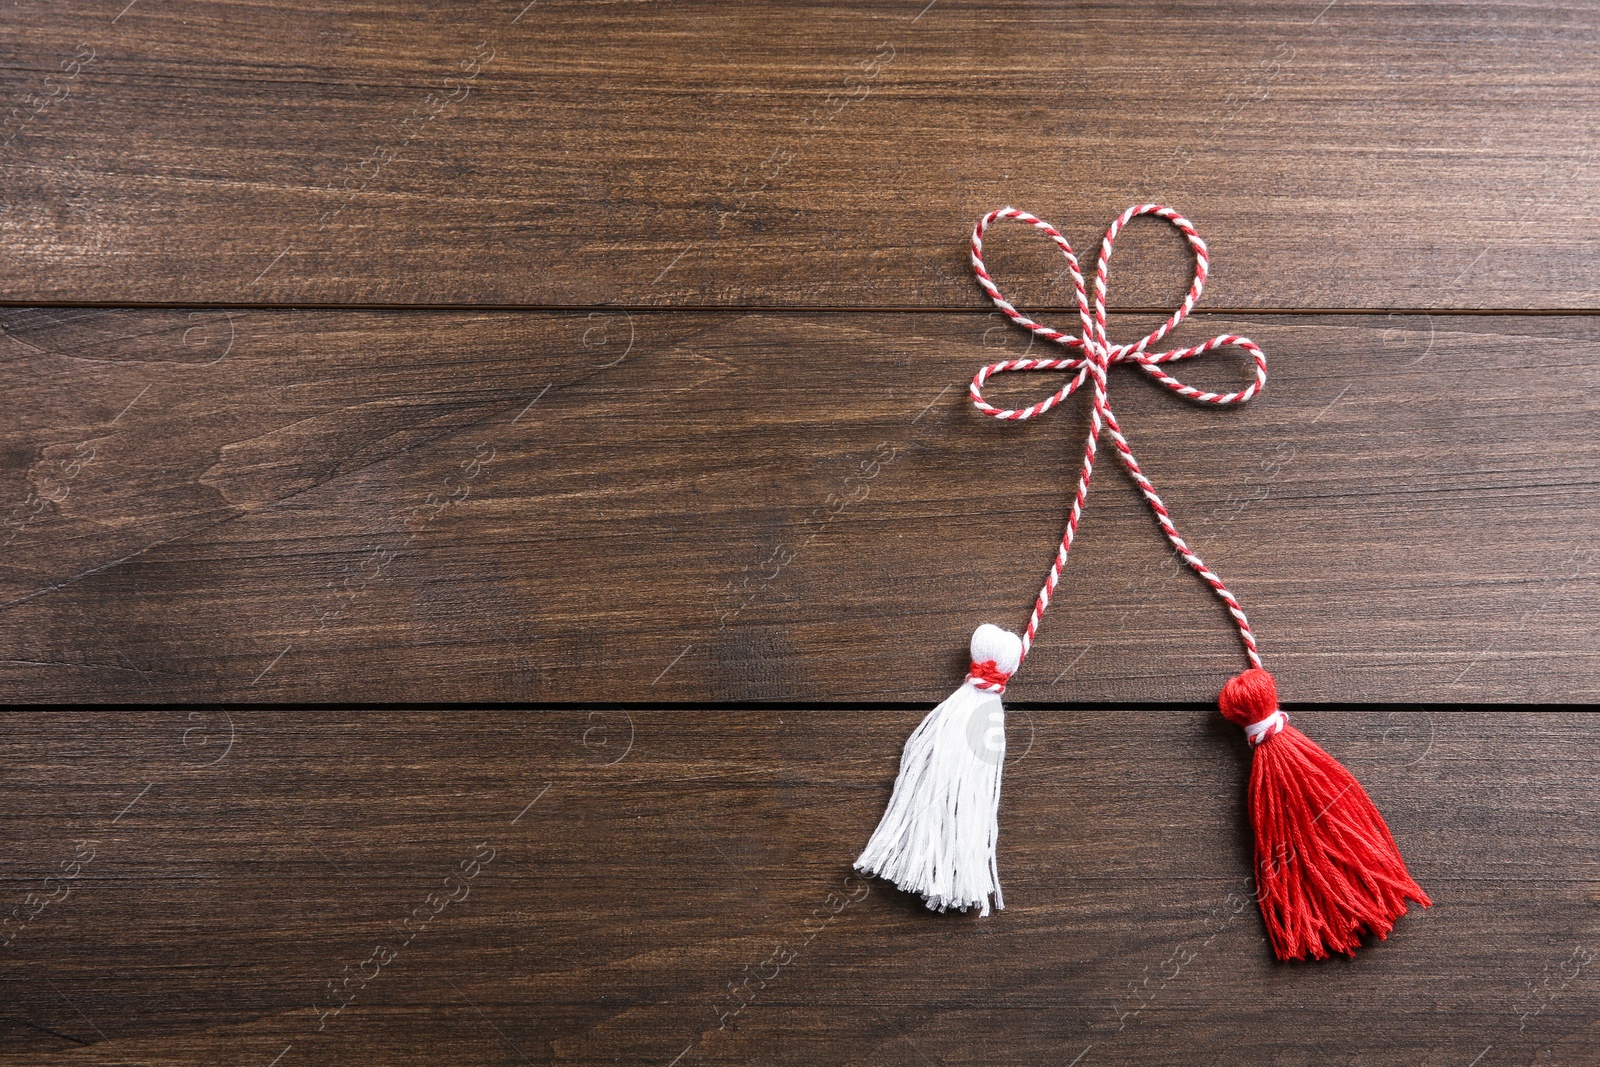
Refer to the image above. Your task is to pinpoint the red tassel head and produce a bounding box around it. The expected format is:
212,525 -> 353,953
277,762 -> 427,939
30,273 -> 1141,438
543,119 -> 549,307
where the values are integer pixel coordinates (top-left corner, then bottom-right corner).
1219,667 -> 1279,729
1220,668 -> 1431,961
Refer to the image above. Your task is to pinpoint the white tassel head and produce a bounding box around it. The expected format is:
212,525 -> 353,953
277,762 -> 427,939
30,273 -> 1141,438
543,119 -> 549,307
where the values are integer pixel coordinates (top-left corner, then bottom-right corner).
968,623 -> 1023,690
855,624 -> 1023,917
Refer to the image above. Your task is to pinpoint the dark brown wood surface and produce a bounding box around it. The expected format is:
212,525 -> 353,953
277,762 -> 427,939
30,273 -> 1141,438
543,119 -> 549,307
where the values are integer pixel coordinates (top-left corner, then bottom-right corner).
1,1 -> 1597,1064
1,711 -> 1596,1067
0,309 -> 1594,704
1,1 -> 1598,308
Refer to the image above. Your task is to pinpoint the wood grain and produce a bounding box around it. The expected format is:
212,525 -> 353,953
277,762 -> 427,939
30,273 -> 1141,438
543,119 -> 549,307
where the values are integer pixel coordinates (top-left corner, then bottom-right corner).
0,308 -> 1593,704
1,2 -> 1594,1065
0,710 -> 1594,1066
1,1 -> 1597,308
0,308 -> 1587,710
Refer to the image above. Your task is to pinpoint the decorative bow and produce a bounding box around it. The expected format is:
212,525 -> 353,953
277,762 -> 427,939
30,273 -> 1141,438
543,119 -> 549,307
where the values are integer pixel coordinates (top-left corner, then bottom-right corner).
966,204 -> 1269,665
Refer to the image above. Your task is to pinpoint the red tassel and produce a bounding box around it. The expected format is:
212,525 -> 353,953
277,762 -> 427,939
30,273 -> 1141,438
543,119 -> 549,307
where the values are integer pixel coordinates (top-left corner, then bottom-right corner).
1218,668 -> 1431,961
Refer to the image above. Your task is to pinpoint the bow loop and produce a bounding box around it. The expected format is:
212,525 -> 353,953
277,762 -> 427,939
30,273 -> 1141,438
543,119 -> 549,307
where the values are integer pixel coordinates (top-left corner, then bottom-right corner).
1089,203 -> 1210,357
1131,333 -> 1267,406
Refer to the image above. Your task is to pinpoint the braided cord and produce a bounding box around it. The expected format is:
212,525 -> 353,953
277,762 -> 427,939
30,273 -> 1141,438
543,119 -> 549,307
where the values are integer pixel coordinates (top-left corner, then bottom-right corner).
968,204 -> 1267,670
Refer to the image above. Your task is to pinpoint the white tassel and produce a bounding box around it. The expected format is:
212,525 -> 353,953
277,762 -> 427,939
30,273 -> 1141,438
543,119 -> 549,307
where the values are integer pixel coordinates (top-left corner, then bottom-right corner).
854,623 -> 1024,917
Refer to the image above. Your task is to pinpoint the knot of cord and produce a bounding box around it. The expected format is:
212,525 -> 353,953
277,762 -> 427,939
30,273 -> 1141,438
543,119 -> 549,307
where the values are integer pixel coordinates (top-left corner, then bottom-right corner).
966,658 -> 1013,694
1244,709 -> 1289,747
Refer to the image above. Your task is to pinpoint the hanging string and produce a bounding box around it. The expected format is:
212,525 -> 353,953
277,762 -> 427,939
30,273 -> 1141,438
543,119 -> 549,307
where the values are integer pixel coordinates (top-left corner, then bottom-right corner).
967,204 -> 1267,669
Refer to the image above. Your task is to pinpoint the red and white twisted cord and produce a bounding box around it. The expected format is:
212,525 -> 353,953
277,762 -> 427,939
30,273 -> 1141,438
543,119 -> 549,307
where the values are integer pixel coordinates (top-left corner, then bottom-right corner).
969,204 -> 1267,669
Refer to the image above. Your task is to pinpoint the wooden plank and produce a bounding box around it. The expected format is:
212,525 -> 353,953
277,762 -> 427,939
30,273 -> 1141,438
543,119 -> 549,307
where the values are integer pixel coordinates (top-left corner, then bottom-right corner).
1,1 -> 1597,309
0,710 -> 1594,1065
0,307 -> 1593,704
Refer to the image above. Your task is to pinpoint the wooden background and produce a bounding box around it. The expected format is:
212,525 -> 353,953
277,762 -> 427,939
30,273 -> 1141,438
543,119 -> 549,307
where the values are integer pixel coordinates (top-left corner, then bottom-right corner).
1,1 -> 1596,1064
